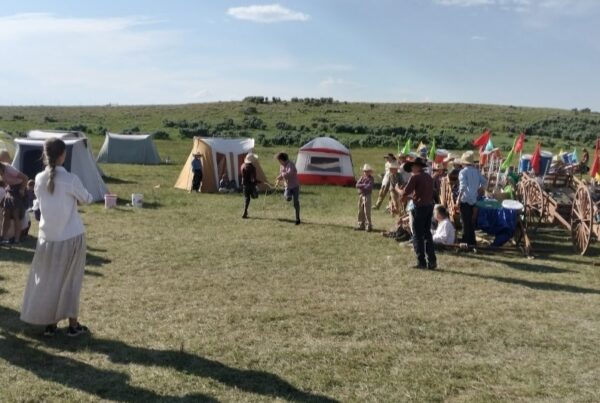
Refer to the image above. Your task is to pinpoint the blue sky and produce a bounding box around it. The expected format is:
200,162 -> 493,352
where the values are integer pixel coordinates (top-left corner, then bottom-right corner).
0,0 -> 598,110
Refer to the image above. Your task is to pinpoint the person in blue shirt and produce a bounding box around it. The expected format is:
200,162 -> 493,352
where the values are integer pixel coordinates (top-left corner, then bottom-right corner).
191,153 -> 203,193
457,151 -> 487,245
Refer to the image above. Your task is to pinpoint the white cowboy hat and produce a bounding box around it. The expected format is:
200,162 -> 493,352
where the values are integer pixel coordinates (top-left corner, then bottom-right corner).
388,162 -> 400,170
362,164 -> 373,172
458,151 -> 476,165
443,153 -> 456,164
244,153 -> 258,164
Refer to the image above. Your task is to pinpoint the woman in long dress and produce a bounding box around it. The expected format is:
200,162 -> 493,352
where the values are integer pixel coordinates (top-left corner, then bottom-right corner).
21,138 -> 94,337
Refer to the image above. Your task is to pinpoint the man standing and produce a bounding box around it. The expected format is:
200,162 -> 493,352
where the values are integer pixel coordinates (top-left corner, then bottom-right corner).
374,153 -> 396,209
457,151 -> 487,246
191,153 -> 203,193
401,158 -> 437,270
276,152 -> 301,225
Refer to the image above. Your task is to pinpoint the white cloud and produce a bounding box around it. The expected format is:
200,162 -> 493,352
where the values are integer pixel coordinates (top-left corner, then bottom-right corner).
226,4 -> 309,23
471,35 -> 487,40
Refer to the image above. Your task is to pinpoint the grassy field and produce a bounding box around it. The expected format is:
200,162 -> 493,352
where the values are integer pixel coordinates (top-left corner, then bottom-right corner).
1,134 -> 599,402
1,101 -> 600,152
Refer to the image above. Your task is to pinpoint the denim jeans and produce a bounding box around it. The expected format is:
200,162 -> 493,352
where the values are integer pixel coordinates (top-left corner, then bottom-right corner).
284,186 -> 300,221
411,205 -> 436,267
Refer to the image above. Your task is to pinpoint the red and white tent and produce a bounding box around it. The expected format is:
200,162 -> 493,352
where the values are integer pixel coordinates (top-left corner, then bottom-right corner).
296,137 -> 355,186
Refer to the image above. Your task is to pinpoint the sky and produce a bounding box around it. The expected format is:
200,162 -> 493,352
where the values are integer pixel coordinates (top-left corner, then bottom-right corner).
0,0 -> 599,110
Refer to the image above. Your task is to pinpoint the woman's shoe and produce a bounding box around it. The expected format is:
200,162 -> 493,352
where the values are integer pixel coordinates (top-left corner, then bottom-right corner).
66,323 -> 90,337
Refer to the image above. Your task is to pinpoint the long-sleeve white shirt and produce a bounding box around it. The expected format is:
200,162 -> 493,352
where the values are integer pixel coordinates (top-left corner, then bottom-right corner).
35,166 -> 93,242
432,218 -> 456,245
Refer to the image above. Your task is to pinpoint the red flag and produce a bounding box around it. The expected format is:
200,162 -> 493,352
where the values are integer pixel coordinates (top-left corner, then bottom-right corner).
530,142 -> 542,174
590,138 -> 600,178
473,129 -> 491,148
514,132 -> 526,153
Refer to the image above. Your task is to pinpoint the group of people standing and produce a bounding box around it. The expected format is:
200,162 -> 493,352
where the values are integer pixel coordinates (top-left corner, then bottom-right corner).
354,149 -> 487,270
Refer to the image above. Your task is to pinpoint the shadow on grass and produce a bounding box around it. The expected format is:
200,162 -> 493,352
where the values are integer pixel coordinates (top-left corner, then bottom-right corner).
444,270 -> 600,295
247,216 -> 356,231
1,243 -> 110,269
103,176 -> 137,185
0,306 -> 338,403
458,253 -> 577,274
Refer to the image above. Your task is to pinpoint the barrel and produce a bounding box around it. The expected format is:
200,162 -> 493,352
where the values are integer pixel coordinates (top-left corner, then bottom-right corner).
435,149 -> 448,164
539,151 -> 553,175
104,194 -> 117,209
519,155 -> 532,173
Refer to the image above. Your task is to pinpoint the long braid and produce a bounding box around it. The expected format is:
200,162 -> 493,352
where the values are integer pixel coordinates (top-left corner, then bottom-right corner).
47,160 -> 57,194
44,138 -> 66,195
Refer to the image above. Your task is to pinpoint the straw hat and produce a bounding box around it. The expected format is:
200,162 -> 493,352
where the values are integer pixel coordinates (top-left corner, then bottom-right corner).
443,153 -> 456,164
458,151 -> 476,165
193,152 -> 202,157
244,153 -> 258,164
388,162 -> 400,170
362,164 -> 373,172
432,162 -> 446,171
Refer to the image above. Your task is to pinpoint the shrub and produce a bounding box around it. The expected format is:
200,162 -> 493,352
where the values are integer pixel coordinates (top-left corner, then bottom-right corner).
12,115 -> 25,121
152,130 -> 171,140
243,107 -> 258,115
44,116 -> 58,123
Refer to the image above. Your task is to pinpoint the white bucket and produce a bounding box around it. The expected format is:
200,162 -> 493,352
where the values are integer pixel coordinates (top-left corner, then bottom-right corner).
131,193 -> 144,208
104,194 -> 117,209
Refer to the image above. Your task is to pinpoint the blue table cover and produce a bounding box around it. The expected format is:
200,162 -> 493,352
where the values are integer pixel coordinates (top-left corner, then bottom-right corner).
476,207 -> 518,247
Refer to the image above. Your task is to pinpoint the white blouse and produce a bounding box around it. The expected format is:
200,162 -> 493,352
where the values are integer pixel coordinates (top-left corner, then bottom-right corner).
432,218 -> 456,246
35,166 -> 93,242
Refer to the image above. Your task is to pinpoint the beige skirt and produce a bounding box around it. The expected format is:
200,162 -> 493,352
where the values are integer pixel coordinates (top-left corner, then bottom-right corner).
21,234 -> 86,325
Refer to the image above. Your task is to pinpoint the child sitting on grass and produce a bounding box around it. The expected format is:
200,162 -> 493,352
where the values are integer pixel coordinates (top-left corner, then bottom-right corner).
355,164 -> 375,232
432,205 -> 455,246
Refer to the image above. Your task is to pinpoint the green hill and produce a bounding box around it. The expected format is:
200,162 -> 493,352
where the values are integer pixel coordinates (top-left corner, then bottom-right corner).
1,101 -> 599,151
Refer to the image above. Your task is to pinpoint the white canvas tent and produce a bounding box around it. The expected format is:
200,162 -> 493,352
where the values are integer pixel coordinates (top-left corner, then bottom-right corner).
174,137 -> 268,193
97,132 -> 161,164
296,137 -> 355,186
12,138 -> 108,202
26,130 -> 105,177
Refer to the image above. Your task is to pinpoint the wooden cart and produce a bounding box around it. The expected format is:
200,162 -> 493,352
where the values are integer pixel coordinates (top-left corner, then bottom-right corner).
517,172 -> 599,255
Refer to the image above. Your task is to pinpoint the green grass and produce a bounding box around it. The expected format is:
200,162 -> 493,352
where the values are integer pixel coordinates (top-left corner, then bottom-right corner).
1,101 -> 599,151
1,139 -> 600,401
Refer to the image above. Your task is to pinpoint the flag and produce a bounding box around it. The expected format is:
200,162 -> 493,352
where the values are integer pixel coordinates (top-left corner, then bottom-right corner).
417,141 -> 427,152
500,138 -> 518,171
558,148 -> 564,156
514,132 -> 526,153
473,129 -> 491,148
397,140 -> 401,156
401,139 -> 412,155
484,138 -> 495,152
572,148 -> 579,163
531,143 -> 542,174
590,139 -> 600,178
428,138 -> 437,161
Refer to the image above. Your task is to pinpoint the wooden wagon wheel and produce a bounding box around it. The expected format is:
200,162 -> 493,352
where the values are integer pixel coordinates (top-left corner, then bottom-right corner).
571,185 -> 593,255
519,177 -> 545,233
